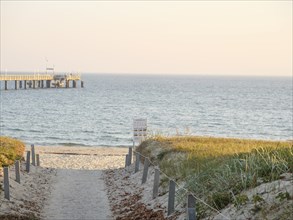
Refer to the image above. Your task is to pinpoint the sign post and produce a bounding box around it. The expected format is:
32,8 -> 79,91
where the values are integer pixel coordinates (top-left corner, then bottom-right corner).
133,118 -> 147,147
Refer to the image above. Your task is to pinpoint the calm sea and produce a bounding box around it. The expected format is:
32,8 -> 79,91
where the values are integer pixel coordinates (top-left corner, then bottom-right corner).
0,74 -> 292,147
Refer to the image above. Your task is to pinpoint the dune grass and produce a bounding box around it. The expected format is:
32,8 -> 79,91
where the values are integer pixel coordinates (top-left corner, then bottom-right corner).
0,136 -> 25,196
0,136 -> 25,167
136,136 -> 293,216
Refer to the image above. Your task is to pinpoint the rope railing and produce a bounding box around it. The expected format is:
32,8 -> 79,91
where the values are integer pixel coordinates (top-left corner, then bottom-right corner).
130,150 -> 230,220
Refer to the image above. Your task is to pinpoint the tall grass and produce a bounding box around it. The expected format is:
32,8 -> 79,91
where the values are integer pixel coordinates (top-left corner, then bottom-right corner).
136,136 -> 292,216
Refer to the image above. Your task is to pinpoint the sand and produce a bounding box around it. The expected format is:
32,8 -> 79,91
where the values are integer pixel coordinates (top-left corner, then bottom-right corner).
42,169 -> 112,220
34,146 -> 128,170
0,163 -> 55,219
0,146 -> 128,220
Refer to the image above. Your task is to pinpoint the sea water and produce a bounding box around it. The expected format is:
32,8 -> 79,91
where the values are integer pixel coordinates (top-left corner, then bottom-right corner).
0,74 -> 292,146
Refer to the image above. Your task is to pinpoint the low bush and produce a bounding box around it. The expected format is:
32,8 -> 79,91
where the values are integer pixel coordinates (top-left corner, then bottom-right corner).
0,136 -> 25,167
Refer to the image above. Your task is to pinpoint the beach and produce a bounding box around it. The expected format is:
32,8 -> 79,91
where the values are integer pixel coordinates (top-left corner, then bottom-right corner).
1,144 -> 292,220
0,146 -> 128,219
1,146 -> 180,219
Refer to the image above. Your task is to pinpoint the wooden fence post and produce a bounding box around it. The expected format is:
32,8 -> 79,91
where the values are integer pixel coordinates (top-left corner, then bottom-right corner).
153,167 -> 160,199
15,160 -> 20,183
134,153 -> 140,173
127,147 -> 132,166
3,167 -> 10,200
187,194 -> 196,220
125,154 -> 129,168
26,151 -> 30,172
141,158 -> 150,184
36,154 -> 40,166
31,144 -> 35,166
168,180 -> 176,216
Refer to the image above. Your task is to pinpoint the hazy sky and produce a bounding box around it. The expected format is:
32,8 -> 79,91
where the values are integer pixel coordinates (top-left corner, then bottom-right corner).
1,1 -> 292,76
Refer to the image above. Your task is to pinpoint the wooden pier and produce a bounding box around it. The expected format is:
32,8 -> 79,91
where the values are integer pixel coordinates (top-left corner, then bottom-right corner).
0,73 -> 84,90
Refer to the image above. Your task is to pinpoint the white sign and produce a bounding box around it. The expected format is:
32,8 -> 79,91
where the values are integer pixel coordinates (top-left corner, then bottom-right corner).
133,118 -> 147,143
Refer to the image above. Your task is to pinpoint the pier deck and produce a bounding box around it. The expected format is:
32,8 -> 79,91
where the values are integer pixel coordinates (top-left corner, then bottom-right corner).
0,73 -> 83,90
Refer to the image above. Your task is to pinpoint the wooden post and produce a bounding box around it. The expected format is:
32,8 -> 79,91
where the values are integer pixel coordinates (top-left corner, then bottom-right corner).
47,80 -> 51,88
19,81 -> 22,89
141,158 -> 150,184
3,167 -> 10,200
41,80 -> 44,88
81,81 -> 84,88
73,80 -> 77,88
33,80 -> 36,89
26,151 -> 30,172
15,80 -> 18,90
153,167 -> 160,199
5,81 -> 8,90
128,147 -> 132,166
31,144 -> 35,166
187,194 -> 196,220
134,153 -> 140,173
15,160 -> 21,183
168,180 -> 176,216
24,80 -> 27,89
36,154 -> 40,166
125,154 -> 129,168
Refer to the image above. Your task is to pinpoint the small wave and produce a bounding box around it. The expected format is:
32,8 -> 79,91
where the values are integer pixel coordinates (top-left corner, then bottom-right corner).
8,128 -> 25,132
57,142 -> 89,147
82,130 -> 95,134
28,129 -> 42,133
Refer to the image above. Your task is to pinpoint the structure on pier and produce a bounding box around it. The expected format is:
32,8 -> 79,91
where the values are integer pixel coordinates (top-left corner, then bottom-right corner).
0,69 -> 84,90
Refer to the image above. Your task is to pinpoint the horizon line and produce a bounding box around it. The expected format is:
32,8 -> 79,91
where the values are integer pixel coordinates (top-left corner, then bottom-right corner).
0,70 -> 292,78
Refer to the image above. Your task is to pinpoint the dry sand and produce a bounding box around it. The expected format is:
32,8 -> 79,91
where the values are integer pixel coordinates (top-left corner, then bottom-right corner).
1,146 -> 128,220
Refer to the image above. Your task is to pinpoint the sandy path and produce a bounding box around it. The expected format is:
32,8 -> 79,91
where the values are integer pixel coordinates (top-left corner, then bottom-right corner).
43,169 -> 113,220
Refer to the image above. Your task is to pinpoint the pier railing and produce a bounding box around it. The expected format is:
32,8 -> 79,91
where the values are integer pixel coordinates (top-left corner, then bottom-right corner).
0,74 -> 81,81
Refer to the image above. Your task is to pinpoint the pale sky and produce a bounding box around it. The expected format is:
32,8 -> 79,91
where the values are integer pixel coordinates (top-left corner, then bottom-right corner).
1,1 -> 292,76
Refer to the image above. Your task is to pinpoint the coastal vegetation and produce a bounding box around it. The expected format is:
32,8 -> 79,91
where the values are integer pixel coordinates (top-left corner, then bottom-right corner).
0,136 -> 25,167
136,136 -> 293,218
0,136 -> 25,198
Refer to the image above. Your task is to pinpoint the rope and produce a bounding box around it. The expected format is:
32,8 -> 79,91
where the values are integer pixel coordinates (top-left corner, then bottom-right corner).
132,150 -> 230,220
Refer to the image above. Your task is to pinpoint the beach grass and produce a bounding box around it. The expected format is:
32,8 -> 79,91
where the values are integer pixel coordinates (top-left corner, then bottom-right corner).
136,136 -> 293,216
0,136 -> 25,196
0,136 -> 25,167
